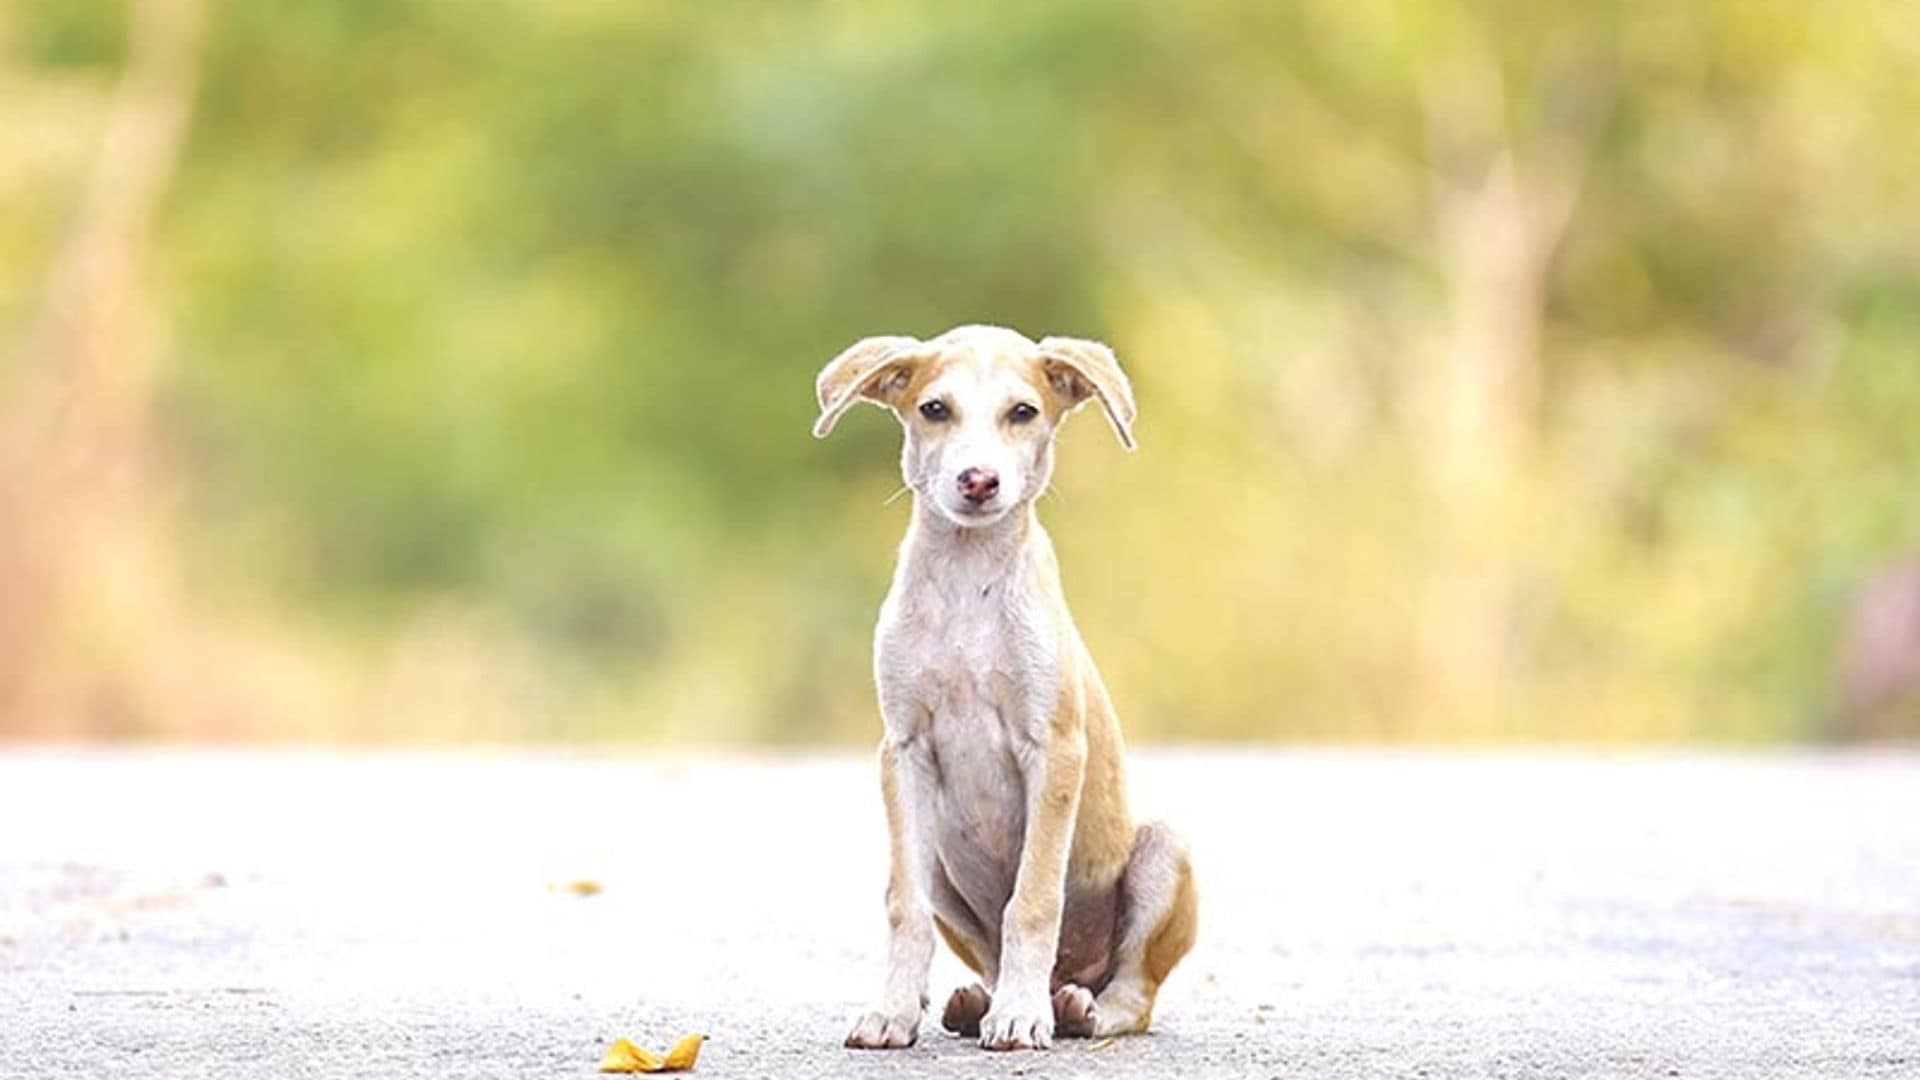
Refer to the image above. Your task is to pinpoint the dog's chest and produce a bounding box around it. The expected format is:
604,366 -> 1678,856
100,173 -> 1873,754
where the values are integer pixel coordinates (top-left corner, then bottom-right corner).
875,560 -> 1056,745
878,564 -> 1059,895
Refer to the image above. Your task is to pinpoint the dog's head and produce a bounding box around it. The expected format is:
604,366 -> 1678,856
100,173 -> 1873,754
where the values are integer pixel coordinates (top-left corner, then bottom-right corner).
813,325 -> 1135,529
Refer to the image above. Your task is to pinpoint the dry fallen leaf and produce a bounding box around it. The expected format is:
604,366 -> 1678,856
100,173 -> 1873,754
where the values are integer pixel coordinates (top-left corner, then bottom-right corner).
598,1033 -> 705,1073
598,1039 -> 663,1073
662,1034 -> 704,1070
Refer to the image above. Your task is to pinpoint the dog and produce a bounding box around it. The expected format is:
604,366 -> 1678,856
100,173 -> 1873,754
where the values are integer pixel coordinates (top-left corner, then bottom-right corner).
813,324 -> 1197,1051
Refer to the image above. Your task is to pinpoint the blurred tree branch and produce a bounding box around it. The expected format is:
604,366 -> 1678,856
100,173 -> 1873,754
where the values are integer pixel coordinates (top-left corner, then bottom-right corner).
1412,32 -> 1615,726
0,0 -> 207,730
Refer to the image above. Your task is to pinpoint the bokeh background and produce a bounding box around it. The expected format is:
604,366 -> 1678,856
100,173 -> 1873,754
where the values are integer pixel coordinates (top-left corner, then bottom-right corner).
5,0 -> 1919,744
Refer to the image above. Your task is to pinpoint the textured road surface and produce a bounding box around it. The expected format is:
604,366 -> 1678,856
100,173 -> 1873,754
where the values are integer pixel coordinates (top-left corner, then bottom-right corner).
1,749 -> 1916,1079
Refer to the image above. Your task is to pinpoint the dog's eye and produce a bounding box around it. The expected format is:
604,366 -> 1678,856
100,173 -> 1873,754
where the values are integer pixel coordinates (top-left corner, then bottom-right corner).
1007,402 -> 1039,424
918,400 -> 950,422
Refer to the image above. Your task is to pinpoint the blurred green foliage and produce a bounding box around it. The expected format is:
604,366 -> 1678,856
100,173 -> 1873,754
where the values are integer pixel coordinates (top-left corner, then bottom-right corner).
4,0 -> 1919,741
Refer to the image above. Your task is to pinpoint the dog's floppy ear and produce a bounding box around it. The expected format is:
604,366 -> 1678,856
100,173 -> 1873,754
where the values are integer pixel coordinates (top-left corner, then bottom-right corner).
1037,336 -> 1137,450
813,335 -> 928,438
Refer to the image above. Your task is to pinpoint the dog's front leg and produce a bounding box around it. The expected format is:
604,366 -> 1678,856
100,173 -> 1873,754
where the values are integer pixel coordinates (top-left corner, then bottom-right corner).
980,727 -> 1087,1051
845,739 -> 935,1049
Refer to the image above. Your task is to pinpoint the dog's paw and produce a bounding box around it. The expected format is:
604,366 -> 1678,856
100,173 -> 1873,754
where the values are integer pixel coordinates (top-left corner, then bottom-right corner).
941,983 -> 991,1037
844,1008 -> 921,1050
979,993 -> 1053,1051
1051,983 -> 1097,1038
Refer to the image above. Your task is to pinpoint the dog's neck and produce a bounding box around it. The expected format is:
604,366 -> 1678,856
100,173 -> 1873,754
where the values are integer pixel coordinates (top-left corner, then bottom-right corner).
899,498 -> 1044,585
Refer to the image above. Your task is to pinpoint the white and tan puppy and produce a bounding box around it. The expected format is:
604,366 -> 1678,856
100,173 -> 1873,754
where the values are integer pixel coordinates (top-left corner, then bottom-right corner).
814,324 -> 1196,1052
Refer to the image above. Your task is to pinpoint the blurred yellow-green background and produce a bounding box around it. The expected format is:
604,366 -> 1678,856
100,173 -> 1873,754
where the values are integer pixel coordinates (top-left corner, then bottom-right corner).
5,0 -> 1919,744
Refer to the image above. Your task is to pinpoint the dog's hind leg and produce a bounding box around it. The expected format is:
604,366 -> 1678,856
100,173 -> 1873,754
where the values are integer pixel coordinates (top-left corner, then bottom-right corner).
932,871 -> 999,1036
940,979 -> 991,1038
1089,822 -> 1196,1037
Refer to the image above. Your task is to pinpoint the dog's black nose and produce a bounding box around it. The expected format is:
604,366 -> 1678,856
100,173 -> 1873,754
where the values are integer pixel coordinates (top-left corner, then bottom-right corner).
957,467 -> 1000,505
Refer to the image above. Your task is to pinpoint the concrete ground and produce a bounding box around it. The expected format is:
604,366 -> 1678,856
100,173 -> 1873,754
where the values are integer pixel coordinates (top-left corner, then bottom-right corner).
0,748 -> 1915,1079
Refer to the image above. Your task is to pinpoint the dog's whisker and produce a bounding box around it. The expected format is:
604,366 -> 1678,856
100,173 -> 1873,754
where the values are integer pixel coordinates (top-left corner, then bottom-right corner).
881,484 -> 912,506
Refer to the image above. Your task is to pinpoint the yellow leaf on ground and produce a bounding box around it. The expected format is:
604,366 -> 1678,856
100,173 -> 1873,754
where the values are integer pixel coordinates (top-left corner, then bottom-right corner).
598,1034 -> 705,1073
598,1039 -> 664,1073
663,1033 -> 705,1070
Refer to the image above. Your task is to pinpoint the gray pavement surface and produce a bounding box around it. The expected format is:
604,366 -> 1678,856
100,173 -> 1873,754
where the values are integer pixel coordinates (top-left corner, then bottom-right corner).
0,748 -> 1916,1079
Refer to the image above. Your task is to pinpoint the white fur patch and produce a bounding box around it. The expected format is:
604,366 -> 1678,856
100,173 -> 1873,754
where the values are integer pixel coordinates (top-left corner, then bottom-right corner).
876,507 -> 1064,932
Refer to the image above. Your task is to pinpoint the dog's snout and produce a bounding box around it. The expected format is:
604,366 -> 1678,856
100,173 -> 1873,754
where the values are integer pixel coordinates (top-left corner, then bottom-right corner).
957,467 -> 1000,505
